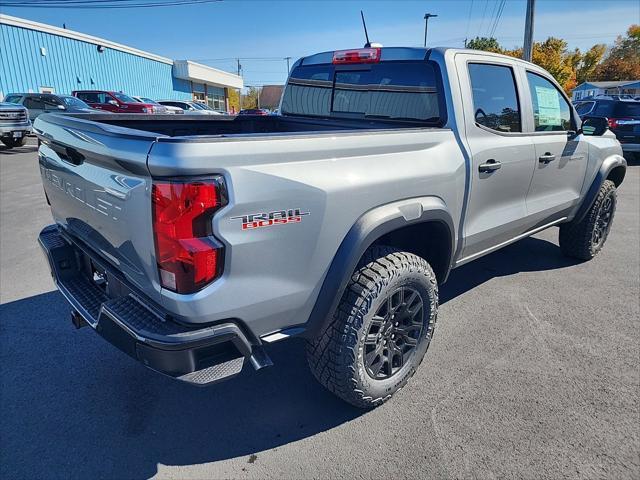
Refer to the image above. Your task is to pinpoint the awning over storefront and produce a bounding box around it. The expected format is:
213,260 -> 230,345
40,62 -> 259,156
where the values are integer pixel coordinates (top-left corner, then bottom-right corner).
173,60 -> 243,90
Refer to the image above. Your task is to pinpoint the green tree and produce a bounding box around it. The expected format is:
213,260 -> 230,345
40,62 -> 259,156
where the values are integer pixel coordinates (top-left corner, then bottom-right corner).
241,87 -> 260,109
466,37 -> 503,53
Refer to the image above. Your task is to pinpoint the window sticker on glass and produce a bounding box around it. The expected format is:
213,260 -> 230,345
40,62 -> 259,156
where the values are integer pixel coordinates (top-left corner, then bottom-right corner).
535,85 -> 561,126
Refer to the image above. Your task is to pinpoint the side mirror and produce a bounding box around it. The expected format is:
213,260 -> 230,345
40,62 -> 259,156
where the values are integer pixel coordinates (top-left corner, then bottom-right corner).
107,99 -> 118,106
57,104 -> 66,110
581,116 -> 609,136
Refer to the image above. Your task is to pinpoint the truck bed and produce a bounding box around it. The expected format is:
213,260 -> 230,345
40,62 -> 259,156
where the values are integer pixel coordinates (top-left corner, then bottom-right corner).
60,113 -> 435,138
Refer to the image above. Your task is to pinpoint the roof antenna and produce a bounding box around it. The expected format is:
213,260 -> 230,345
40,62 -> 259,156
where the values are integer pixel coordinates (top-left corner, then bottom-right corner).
361,10 -> 371,47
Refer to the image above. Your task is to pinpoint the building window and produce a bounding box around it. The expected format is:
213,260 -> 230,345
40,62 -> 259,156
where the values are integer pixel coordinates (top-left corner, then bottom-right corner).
207,93 -> 225,111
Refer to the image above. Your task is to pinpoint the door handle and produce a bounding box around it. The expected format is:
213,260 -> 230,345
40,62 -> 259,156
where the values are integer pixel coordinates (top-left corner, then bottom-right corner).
478,159 -> 501,173
539,152 -> 556,163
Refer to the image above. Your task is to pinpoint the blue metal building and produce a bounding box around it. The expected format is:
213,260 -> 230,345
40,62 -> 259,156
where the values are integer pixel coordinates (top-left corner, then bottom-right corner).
0,14 -> 242,111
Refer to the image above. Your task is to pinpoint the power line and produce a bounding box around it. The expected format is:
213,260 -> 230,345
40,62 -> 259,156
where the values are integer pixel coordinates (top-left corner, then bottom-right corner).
485,0 -> 501,37
0,0 -> 222,8
464,0 -> 474,46
477,0 -> 489,37
489,0 -> 506,38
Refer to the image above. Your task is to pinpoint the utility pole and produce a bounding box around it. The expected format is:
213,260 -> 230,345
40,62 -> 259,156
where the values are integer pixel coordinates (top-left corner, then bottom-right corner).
423,13 -> 438,47
522,0 -> 535,62
284,56 -> 291,74
236,58 -> 242,112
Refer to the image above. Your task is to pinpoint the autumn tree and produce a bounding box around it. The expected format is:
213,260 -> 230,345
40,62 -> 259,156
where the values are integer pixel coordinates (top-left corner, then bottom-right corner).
592,25 -> 640,80
227,88 -> 240,113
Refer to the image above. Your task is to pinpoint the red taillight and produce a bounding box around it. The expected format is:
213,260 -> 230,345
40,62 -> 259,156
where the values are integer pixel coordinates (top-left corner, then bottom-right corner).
332,48 -> 381,64
152,178 -> 226,294
608,117 -> 632,129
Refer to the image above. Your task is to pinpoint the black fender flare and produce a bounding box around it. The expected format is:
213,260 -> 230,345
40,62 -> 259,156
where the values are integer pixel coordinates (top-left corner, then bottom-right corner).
573,155 -> 626,224
302,197 -> 455,340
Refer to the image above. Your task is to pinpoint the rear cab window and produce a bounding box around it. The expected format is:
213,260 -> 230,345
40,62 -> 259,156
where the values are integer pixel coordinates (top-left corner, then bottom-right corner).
468,63 -> 521,133
281,49 -> 443,125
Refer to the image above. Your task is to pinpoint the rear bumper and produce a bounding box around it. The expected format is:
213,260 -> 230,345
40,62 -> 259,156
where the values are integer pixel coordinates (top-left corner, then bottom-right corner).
38,225 -> 272,385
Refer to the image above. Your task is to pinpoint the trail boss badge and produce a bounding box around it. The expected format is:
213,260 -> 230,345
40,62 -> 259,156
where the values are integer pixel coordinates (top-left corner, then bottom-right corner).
231,208 -> 310,230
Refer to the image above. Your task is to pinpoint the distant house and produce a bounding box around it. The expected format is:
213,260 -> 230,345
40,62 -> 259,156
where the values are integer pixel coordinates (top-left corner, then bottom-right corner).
572,80 -> 640,101
259,85 -> 284,110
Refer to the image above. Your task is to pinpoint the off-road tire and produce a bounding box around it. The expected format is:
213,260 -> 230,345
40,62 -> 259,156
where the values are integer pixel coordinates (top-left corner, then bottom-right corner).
559,179 -> 617,260
2,136 -> 27,148
306,246 -> 438,408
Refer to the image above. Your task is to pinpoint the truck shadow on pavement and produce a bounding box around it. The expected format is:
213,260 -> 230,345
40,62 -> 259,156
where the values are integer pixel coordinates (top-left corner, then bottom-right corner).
0,143 -> 38,155
0,236 -> 578,479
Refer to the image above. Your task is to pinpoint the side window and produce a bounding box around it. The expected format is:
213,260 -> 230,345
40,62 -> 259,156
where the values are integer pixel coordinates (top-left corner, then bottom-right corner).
575,102 -> 594,116
23,96 -> 44,109
468,63 -> 521,133
43,95 -> 62,110
526,72 -> 572,131
77,92 -> 95,103
592,102 -> 613,117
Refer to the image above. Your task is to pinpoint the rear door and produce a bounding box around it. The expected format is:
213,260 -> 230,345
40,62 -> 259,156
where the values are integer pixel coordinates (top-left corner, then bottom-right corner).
455,55 -> 537,261
523,71 -> 588,220
36,114 -> 161,302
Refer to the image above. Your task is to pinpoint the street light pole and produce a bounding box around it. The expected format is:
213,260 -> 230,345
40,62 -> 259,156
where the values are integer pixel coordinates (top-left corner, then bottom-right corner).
284,56 -> 291,74
522,0 -> 535,62
423,13 -> 438,47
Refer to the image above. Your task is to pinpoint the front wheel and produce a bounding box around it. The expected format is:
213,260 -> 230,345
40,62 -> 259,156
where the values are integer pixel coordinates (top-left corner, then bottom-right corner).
306,246 -> 438,408
559,179 -> 617,260
2,136 -> 27,148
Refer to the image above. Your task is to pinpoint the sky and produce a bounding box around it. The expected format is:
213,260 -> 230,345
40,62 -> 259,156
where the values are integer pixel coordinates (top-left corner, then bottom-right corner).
1,0 -> 638,87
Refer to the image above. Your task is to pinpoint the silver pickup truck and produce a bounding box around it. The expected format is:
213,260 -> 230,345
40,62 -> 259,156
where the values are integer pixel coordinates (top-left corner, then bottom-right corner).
0,102 -> 32,148
35,47 -> 626,408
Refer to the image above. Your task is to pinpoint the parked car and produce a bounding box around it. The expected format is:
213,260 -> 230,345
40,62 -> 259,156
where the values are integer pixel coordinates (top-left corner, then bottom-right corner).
35,47 -> 626,408
3,93 -> 96,121
191,102 -> 224,115
157,100 -> 211,115
0,102 -> 31,148
73,90 -> 158,113
575,98 -> 640,159
131,96 -> 174,114
239,108 -> 269,115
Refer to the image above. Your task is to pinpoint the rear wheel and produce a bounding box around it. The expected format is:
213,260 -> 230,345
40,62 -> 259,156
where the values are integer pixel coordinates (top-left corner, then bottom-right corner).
559,180 -> 617,260
306,246 -> 438,408
2,136 -> 27,148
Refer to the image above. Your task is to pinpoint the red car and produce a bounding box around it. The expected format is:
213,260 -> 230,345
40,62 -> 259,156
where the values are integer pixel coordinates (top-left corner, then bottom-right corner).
72,90 -> 157,113
238,108 -> 269,115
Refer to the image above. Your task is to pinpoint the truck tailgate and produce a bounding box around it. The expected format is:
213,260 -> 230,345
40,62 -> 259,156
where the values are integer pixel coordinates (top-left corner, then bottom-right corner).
35,114 -> 161,302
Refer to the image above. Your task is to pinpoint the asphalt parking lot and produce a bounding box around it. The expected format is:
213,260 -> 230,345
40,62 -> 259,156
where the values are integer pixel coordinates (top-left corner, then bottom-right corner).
1,138 -> 638,479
